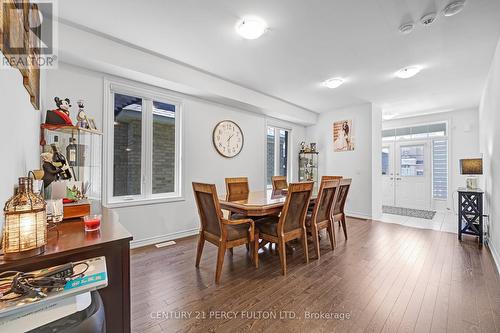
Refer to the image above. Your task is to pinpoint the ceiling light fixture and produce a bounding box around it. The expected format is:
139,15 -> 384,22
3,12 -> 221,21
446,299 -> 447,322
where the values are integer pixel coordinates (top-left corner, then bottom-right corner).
395,66 -> 422,79
399,23 -> 415,34
420,12 -> 437,26
443,1 -> 466,17
235,16 -> 268,40
322,77 -> 345,89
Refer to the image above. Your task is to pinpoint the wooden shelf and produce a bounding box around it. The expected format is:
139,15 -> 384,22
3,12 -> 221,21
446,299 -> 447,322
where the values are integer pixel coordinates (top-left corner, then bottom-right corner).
41,124 -> 102,136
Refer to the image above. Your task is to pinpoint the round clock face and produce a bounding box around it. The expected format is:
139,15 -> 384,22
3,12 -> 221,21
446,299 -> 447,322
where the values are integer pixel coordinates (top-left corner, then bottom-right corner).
213,120 -> 244,158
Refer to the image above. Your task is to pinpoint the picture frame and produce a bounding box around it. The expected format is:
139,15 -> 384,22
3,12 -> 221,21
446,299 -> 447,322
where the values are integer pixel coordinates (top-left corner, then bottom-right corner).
333,119 -> 354,152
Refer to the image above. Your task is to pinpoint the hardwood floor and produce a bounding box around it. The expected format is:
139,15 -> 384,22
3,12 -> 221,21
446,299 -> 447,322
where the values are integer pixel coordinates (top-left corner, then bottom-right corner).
131,217 -> 500,333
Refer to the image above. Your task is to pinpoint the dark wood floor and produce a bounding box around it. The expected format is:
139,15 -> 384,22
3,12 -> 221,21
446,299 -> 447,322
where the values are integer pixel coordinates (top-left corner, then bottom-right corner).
131,218 -> 500,333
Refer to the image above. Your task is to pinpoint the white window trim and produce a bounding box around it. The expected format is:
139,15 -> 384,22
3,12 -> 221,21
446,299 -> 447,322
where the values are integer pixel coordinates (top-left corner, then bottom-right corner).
265,123 -> 292,188
103,78 -> 184,208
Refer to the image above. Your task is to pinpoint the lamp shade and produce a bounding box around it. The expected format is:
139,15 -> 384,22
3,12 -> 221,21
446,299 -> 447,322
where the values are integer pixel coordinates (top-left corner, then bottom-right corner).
3,177 -> 47,260
460,158 -> 483,175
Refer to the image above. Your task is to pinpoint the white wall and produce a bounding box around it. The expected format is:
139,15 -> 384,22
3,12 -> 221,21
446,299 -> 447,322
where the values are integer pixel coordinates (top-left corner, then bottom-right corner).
45,63 -> 306,247
479,36 -> 500,272
383,108 -> 480,211
0,52 -> 42,233
305,103 -> 381,219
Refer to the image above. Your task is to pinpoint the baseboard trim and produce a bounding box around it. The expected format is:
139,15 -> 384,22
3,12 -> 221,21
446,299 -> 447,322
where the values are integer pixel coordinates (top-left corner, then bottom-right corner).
346,211 -> 371,220
130,228 -> 199,249
488,239 -> 500,275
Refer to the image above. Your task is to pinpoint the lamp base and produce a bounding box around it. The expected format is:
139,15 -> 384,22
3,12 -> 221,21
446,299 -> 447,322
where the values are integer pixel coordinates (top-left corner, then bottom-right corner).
3,245 -> 45,261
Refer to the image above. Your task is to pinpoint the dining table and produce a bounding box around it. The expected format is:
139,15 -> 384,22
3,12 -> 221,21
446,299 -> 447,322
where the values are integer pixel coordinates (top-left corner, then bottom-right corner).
219,188 -> 318,217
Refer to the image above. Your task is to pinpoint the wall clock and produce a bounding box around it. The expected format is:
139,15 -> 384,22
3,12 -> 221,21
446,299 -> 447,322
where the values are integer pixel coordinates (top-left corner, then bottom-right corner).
213,120 -> 244,158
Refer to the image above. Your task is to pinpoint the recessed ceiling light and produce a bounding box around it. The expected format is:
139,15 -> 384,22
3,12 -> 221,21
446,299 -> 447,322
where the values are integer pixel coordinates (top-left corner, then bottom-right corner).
420,12 -> 437,26
235,16 -> 268,40
399,23 -> 415,34
443,1 -> 466,17
322,77 -> 345,89
395,66 -> 422,79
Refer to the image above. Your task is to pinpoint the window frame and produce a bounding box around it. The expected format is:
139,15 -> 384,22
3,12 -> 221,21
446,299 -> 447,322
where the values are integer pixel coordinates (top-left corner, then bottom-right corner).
265,124 -> 292,188
104,78 -> 184,207
431,138 -> 449,200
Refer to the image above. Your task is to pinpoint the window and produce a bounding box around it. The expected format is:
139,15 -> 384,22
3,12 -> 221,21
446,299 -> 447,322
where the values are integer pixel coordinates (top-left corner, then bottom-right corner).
381,147 -> 390,175
382,123 -> 447,141
266,126 -> 290,187
432,140 -> 448,199
106,81 -> 182,206
400,145 -> 424,176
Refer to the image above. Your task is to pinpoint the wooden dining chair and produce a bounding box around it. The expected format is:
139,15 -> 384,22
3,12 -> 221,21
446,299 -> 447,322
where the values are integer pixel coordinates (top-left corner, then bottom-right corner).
255,182 -> 314,275
192,182 -> 258,284
306,179 -> 340,259
332,179 -> 352,240
271,176 -> 288,191
224,177 -> 250,219
225,177 -> 249,199
321,175 -> 343,182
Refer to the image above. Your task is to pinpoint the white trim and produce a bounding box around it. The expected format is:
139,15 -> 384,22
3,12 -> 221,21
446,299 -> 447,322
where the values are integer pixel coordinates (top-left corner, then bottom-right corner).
487,240 -> 500,275
104,196 -> 185,208
346,211 -> 372,220
103,78 -> 183,206
130,228 -> 199,249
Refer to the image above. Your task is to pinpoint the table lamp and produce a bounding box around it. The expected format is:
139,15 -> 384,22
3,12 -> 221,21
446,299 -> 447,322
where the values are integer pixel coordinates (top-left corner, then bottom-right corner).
460,158 -> 482,190
3,177 -> 47,260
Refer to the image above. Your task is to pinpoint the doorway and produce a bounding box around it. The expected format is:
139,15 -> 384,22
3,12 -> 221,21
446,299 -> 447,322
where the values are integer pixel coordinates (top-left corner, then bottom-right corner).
382,141 -> 431,210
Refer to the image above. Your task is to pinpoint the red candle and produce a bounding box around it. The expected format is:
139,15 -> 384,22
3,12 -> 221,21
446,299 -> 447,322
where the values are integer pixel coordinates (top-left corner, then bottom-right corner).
83,214 -> 101,232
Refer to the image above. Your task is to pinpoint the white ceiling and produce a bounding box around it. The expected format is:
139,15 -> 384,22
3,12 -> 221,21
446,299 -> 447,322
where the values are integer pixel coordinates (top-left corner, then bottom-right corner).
56,0 -> 500,117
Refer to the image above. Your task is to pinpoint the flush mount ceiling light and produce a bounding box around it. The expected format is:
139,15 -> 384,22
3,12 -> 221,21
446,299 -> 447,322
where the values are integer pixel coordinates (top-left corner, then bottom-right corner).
443,1 -> 466,17
322,77 -> 345,89
399,22 -> 415,34
420,12 -> 437,26
395,66 -> 422,79
235,16 -> 268,40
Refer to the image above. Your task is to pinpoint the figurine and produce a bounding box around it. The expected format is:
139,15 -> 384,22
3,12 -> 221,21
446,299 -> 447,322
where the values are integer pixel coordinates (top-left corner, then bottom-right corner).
76,99 -> 90,129
300,141 -> 306,152
45,97 -> 73,126
41,152 -> 68,188
310,143 -> 317,152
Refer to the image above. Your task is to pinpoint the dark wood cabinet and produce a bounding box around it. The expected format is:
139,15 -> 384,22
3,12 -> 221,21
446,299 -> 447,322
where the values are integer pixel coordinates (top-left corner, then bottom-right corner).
457,188 -> 484,244
0,209 -> 133,332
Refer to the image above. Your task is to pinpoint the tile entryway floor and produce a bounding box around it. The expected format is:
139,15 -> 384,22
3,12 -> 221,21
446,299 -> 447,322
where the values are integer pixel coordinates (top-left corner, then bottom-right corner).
379,211 -> 457,233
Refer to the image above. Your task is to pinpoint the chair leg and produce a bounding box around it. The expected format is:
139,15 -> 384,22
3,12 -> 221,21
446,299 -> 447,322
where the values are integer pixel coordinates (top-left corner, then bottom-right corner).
215,243 -> 226,284
195,233 -> 205,268
327,221 -> 335,251
301,229 -> 309,264
278,238 -> 287,275
253,234 -> 259,268
341,215 -> 348,240
312,225 -> 321,260
229,248 -> 234,255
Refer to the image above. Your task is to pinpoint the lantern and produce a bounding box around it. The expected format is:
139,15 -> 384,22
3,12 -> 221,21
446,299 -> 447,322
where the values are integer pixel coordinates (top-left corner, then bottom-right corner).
3,177 -> 47,260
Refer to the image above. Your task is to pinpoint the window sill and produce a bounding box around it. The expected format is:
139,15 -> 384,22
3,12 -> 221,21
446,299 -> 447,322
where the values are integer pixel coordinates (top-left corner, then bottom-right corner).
104,196 -> 185,208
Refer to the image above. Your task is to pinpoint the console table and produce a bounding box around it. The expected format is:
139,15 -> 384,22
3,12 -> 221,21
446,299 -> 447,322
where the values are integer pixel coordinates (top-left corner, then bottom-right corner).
0,208 -> 132,332
457,188 -> 484,244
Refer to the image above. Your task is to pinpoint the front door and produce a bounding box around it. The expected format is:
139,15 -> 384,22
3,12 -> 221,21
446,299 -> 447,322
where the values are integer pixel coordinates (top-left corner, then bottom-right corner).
394,142 -> 431,210
382,141 -> 431,210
